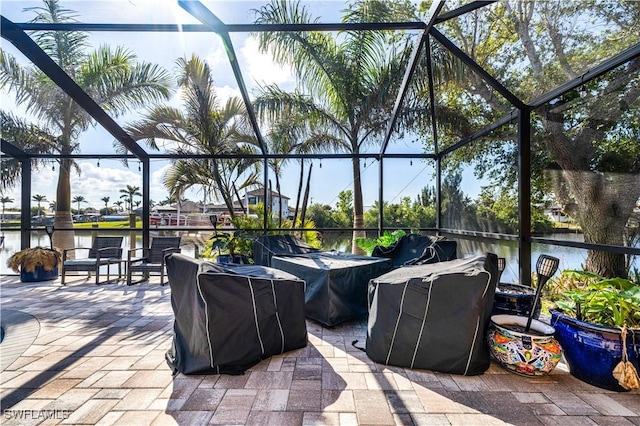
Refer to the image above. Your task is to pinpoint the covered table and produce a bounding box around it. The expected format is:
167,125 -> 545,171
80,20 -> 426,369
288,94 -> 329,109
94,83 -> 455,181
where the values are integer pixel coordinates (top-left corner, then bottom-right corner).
253,234 -> 320,267
271,252 -> 393,327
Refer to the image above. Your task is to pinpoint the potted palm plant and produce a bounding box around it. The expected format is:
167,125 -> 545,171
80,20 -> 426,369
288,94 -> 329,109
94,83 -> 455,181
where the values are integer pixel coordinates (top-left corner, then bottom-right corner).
7,246 -> 62,282
550,270 -> 640,391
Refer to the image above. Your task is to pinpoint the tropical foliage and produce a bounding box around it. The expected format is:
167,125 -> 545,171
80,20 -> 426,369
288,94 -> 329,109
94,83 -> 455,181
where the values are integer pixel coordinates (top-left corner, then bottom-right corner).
72,195 -> 87,214
552,270 -> 640,328
253,0 -> 419,254
0,0 -> 172,252
119,185 -> 141,212
355,230 -> 407,256
124,55 -> 260,218
417,0 -> 640,277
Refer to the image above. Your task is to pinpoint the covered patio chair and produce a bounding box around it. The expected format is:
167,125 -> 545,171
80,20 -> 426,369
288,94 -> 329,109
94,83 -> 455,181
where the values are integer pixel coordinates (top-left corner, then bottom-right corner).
61,236 -> 124,285
127,236 -> 181,286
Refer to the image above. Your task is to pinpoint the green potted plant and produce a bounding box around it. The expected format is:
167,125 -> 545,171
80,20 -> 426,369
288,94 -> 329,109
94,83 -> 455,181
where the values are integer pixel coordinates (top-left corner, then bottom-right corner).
7,246 -> 62,282
355,230 -> 406,255
549,270 -> 640,391
204,230 -> 252,264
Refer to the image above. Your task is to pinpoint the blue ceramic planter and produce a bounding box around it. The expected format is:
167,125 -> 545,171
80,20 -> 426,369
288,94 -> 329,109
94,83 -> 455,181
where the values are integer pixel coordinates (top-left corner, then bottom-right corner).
20,266 -> 59,282
492,283 -> 540,318
550,309 -> 640,391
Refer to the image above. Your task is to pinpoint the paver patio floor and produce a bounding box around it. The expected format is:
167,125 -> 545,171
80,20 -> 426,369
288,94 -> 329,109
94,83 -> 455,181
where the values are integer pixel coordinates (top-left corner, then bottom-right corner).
1,274 -> 639,425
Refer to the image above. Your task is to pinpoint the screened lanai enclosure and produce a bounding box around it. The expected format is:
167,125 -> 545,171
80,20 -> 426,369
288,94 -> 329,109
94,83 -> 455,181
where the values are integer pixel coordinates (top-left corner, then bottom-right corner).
1,0 -> 639,284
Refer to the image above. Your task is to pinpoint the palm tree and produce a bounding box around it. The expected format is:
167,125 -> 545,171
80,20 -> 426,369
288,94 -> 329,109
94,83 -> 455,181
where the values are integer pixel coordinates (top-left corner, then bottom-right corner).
48,201 -> 56,213
0,0 -> 172,252
124,55 -> 261,219
157,197 -> 175,207
72,195 -> 87,214
0,195 -> 14,223
113,200 -> 124,212
32,194 -> 47,216
100,196 -> 110,214
119,185 -> 141,212
263,116 -> 311,227
253,0 -> 415,253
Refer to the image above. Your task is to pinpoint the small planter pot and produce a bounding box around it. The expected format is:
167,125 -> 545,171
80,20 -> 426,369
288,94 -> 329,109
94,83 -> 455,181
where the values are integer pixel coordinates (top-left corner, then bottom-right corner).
488,314 -> 562,376
492,283 -> 540,318
20,265 -> 59,282
550,309 -> 640,392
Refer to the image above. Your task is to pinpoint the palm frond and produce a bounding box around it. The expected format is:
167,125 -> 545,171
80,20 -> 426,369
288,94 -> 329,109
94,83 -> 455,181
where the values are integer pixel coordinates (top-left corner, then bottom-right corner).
26,0 -> 89,70
80,46 -> 173,114
253,1 -> 346,108
125,106 -> 190,151
255,84 -> 347,137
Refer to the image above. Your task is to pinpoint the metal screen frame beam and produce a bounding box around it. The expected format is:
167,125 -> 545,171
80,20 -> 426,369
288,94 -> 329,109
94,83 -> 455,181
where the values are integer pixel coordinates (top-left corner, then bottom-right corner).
1,16 -> 149,160
177,1 -> 269,156
430,27 -> 526,110
15,22 -> 428,33
380,0 -> 445,156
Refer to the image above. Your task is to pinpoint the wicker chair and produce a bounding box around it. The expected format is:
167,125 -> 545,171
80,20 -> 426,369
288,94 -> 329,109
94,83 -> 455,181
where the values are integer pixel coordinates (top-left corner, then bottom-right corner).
127,236 -> 181,286
61,236 -> 124,285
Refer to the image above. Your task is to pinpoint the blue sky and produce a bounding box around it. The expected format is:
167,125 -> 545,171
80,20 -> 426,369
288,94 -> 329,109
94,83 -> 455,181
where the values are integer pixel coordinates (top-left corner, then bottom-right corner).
1,0 -> 483,211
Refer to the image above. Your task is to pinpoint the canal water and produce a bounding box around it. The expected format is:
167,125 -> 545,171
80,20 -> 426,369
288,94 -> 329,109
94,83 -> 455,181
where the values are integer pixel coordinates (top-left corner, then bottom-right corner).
0,230 -> 635,283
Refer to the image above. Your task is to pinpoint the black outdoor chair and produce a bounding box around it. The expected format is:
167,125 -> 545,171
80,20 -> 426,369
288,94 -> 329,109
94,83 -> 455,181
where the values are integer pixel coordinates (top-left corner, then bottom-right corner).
61,236 -> 124,285
127,236 -> 181,286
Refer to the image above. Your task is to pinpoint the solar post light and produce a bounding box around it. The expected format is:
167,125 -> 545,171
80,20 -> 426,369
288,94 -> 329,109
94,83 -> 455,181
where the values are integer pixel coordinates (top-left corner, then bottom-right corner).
525,254 -> 560,332
45,224 -> 54,250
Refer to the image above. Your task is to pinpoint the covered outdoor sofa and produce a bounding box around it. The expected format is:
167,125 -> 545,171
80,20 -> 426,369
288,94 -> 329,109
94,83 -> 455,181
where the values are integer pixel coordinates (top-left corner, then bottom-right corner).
164,253 -> 308,375
365,252 -> 499,375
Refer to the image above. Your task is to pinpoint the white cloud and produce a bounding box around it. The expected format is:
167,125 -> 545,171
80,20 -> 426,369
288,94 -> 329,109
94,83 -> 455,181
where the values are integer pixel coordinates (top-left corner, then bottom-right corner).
70,162 -> 141,206
240,36 -> 294,89
215,85 -> 244,104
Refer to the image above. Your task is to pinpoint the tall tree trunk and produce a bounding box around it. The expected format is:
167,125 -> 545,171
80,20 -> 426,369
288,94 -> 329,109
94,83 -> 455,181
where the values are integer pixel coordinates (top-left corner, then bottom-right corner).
275,172 -> 283,228
551,169 -> 639,278
232,183 -> 245,214
351,156 -> 365,255
293,160 -> 304,228
212,163 -> 235,219
53,158 -> 74,257
299,162 -> 313,238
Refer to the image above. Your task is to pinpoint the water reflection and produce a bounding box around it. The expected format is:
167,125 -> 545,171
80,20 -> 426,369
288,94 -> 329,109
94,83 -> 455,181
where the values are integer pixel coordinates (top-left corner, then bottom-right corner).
0,230 -> 195,275
0,230 -> 635,281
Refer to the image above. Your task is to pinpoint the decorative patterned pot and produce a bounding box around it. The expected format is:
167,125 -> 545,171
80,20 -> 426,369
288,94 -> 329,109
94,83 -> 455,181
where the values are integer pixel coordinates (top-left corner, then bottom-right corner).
488,314 -> 562,376
20,265 -> 59,282
492,283 -> 540,318
550,309 -> 640,392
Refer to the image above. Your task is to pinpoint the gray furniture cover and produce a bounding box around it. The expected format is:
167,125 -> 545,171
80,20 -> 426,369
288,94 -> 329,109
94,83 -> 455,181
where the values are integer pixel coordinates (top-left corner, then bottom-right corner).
371,234 -> 457,268
165,253 -> 307,375
272,252 -> 393,327
366,253 -> 499,375
253,234 -> 320,267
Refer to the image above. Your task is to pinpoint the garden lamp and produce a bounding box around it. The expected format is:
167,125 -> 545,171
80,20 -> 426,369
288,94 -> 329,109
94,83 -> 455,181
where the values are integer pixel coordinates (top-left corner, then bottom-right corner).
497,257 -> 506,283
525,254 -> 560,332
45,224 -> 54,250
